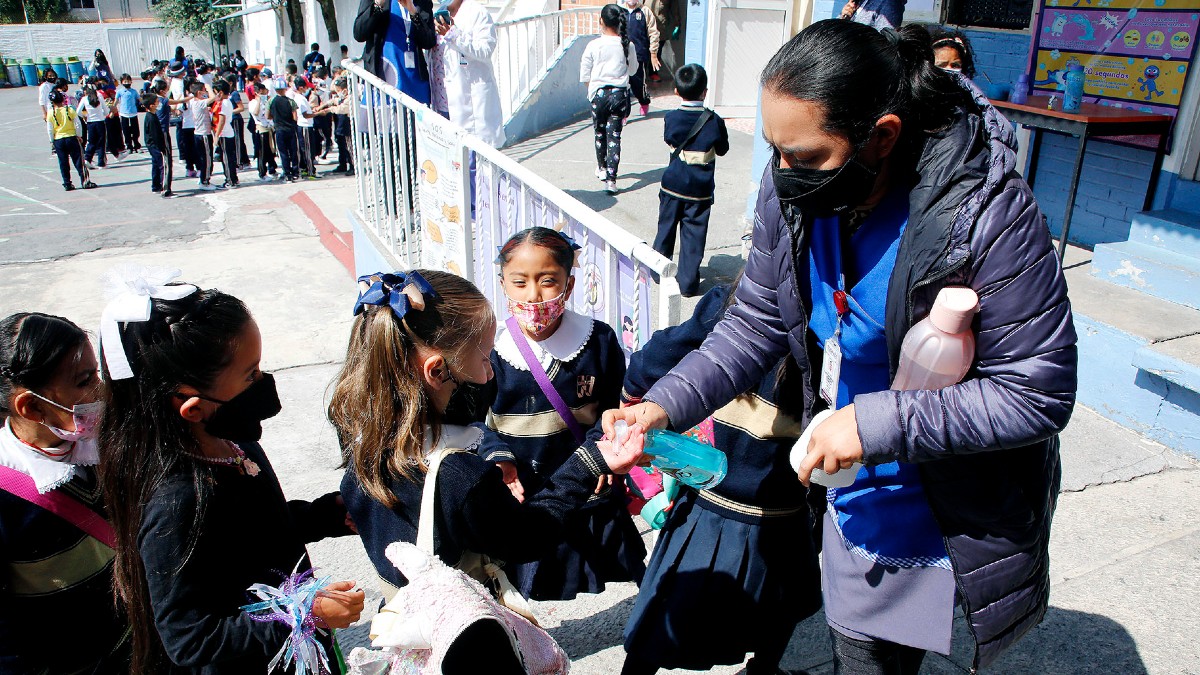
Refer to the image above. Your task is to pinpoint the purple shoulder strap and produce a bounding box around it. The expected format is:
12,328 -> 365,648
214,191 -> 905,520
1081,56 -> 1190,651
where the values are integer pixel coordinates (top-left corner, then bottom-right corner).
0,465 -> 116,549
506,317 -> 586,444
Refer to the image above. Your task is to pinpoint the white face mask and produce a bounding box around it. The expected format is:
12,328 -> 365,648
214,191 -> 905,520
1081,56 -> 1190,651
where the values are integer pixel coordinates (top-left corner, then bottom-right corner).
29,392 -> 102,443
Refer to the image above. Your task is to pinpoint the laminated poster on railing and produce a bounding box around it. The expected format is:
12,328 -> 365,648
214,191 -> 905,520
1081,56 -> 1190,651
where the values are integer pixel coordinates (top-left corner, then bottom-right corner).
415,120 -> 469,277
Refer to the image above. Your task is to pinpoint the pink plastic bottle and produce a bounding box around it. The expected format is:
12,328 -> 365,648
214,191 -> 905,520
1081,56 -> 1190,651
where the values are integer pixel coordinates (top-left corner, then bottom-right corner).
802,286 -> 979,488
892,286 -> 979,391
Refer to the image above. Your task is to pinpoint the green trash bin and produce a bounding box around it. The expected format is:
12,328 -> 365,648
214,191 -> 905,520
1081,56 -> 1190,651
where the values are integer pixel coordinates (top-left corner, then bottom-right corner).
20,58 -> 39,86
49,56 -> 68,80
66,57 -> 85,81
5,59 -> 22,86
34,57 -> 51,83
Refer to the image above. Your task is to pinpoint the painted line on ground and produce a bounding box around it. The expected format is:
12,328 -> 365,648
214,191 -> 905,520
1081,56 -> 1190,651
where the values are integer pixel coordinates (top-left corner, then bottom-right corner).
0,186 -> 66,215
289,191 -> 355,277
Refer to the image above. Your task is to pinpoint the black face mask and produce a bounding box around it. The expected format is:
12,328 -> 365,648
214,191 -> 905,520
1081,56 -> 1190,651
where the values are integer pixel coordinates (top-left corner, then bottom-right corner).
442,379 -> 489,426
771,150 -> 879,218
200,373 -> 282,441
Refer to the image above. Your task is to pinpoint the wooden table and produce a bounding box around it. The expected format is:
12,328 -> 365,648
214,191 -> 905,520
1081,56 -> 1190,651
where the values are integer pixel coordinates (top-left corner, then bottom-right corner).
990,95 -> 1172,264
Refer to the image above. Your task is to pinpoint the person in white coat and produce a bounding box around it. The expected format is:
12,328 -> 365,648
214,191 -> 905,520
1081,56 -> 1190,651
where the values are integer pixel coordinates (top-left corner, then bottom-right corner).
430,0 -> 506,148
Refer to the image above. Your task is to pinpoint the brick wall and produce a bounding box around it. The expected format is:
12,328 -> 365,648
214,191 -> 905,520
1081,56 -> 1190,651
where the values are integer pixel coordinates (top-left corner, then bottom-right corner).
0,23 -> 107,61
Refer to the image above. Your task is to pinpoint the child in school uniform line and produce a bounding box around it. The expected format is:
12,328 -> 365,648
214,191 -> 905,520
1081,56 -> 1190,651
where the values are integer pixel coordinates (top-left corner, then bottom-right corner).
580,4 -> 639,194
619,280 -> 823,675
47,91 -> 95,191
479,226 -> 646,601
249,82 -> 279,181
77,86 -> 110,169
653,63 -> 729,297
98,272 -> 364,674
141,93 -> 169,195
292,77 -> 320,179
191,83 -> 217,190
211,81 -> 240,189
621,0 -> 658,117
116,74 -> 142,153
0,313 -> 131,674
333,270 -> 646,671
151,80 -> 175,196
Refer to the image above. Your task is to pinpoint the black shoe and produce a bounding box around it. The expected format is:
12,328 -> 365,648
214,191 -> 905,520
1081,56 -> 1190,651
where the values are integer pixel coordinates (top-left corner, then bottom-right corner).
82,181 -> 97,189
64,183 -> 75,191
162,191 -> 175,198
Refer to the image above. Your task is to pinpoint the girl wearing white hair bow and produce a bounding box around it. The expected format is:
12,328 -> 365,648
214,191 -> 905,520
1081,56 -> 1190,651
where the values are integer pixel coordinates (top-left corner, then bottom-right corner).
96,269 -> 365,674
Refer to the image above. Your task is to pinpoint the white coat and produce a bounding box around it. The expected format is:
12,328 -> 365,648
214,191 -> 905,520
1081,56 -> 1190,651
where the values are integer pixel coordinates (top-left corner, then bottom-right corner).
431,0 -> 506,148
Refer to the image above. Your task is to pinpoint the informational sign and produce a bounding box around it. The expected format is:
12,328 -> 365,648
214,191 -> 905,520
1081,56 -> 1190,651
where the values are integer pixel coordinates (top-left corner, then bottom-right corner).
472,160 -> 653,361
1029,0 -> 1199,116
415,116 -> 468,277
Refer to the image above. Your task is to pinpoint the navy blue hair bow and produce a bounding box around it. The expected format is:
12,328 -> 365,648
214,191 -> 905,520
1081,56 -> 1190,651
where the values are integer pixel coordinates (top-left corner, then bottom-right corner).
353,271 -> 438,319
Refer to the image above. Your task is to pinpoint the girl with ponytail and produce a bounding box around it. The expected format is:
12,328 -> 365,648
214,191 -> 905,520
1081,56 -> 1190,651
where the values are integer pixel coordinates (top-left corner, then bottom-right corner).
607,18 -> 1076,673
580,4 -> 639,193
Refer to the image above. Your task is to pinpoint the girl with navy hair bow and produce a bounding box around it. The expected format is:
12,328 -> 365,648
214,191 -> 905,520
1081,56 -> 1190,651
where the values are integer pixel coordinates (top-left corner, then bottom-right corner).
333,268 -> 647,645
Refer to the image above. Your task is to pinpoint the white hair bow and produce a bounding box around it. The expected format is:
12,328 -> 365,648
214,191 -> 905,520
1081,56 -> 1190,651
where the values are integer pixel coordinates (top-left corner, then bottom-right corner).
100,264 -> 198,380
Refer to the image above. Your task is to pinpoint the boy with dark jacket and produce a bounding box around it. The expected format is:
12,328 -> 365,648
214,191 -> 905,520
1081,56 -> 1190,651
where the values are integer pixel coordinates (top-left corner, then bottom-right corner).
142,93 -> 171,197
653,64 -> 729,297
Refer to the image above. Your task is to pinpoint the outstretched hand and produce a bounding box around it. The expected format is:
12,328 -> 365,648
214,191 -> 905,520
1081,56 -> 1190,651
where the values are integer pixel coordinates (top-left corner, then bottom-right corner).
602,402 -> 668,441
796,404 -> 863,486
496,461 -> 526,503
597,423 -> 647,475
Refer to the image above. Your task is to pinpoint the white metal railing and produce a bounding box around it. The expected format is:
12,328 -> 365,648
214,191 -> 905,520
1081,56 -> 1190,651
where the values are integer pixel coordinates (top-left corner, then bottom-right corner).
492,7 -> 602,120
343,59 -> 681,343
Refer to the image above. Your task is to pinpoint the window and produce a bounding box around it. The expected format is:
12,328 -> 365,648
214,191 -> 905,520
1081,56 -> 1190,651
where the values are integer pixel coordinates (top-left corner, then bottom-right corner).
69,0 -> 97,8
943,0 -> 1034,31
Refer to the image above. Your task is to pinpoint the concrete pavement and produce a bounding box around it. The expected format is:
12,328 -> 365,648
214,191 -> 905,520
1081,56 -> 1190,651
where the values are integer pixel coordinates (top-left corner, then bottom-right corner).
2,85 -> 1198,674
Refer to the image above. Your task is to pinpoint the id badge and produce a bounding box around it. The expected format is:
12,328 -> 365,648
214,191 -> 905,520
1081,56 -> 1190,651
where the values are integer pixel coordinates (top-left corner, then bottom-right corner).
819,336 -> 842,407
404,51 -> 416,69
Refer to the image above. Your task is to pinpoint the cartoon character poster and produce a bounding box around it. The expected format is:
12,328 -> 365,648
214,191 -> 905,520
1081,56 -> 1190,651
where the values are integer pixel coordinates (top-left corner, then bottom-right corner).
1029,0 -> 1199,116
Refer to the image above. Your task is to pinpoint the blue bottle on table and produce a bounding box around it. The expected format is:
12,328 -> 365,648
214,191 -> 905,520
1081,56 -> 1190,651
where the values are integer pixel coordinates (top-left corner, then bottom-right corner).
1063,64 -> 1085,113
616,421 -> 728,489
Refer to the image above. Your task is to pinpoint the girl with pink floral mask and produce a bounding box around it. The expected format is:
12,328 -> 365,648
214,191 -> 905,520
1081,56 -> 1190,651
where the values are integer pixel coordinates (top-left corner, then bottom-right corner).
0,312 -> 131,673
481,226 -> 647,602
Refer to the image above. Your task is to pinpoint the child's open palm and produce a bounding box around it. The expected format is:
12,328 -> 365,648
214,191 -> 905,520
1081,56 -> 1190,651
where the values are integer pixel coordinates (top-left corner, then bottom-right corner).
496,461 -> 526,503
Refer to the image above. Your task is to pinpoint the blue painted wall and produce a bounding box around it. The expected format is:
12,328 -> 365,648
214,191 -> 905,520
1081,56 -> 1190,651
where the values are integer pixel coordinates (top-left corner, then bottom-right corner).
685,0 -> 709,66
965,27 -> 1200,242
503,36 -> 591,147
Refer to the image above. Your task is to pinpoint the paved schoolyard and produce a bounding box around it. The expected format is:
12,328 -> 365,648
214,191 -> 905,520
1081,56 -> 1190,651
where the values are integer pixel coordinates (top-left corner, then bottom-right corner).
2,83 -> 1198,674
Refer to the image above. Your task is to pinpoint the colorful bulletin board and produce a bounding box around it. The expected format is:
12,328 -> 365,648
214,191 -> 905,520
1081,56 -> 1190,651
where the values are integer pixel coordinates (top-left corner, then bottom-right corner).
1029,0 -> 1199,117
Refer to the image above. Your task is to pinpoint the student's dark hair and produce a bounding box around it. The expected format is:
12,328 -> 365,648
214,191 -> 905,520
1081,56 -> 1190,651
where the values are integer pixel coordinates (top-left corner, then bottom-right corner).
212,80 -> 230,95
42,68 -> 57,82
93,49 -> 108,67
929,26 -> 977,79
174,45 -> 185,59
253,82 -> 268,93
54,78 -> 69,89
315,66 -> 328,78
246,66 -> 260,79
0,313 -> 88,418
496,226 -> 576,276
196,63 -> 209,75
140,91 -> 159,108
152,79 -> 169,95
600,4 -> 630,56
86,86 -> 100,108
674,63 -> 707,101
761,20 -> 972,150
286,63 -> 299,75
340,44 -> 348,52
120,72 -> 131,81
49,90 -> 65,106
311,42 -> 320,50
98,287 -> 252,674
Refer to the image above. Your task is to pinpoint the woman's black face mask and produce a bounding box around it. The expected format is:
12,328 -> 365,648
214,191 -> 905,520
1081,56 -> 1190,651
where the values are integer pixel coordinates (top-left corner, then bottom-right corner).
197,373 -> 282,442
770,145 -> 879,218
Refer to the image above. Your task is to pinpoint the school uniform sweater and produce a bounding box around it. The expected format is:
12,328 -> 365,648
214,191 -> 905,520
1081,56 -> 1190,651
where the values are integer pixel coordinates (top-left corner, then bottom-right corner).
340,426 -> 610,591
139,442 -> 349,673
660,102 -> 730,202
477,311 -> 626,495
144,111 -> 164,149
1,466 -> 129,674
623,284 -> 807,519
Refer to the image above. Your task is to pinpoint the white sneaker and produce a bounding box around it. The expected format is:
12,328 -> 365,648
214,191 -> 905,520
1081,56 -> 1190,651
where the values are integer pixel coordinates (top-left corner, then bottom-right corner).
605,179 -> 618,194
595,166 -> 607,181
197,182 -> 217,191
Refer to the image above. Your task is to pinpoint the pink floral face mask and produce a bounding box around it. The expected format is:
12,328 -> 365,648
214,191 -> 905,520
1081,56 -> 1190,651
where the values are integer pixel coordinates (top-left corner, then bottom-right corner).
507,292 -> 567,335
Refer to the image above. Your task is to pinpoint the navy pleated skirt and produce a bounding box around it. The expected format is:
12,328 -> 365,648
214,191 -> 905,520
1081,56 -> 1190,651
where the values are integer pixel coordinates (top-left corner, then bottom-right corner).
623,491 -> 823,670
510,488 -> 647,601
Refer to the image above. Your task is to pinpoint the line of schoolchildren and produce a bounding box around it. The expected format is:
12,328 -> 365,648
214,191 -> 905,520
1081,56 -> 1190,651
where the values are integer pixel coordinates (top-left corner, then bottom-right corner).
580,5 -> 728,297
47,57 -> 356,198
2,224 -> 825,674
